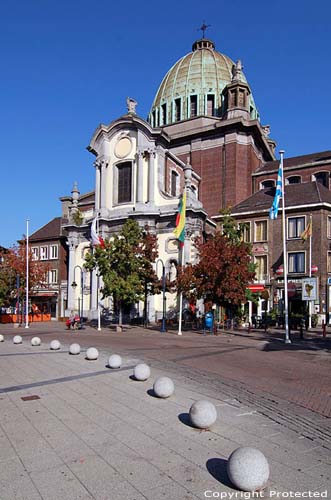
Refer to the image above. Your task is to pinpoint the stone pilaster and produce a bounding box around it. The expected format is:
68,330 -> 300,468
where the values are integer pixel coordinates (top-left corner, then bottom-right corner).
136,150 -> 144,203
96,157 -> 109,216
94,161 -> 101,210
148,149 -> 156,204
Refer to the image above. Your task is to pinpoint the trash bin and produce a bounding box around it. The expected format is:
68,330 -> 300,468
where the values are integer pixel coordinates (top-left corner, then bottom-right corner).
205,311 -> 213,329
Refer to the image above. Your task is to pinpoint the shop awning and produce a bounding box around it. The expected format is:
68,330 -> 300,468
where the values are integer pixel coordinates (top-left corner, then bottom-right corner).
247,284 -> 265,292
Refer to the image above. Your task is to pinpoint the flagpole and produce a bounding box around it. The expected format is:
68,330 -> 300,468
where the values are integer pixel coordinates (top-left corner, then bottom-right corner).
25,219 -> 29,329
177,246 -> 184,336
280,151 -> 291,344
308,213 -> 312,329
175,187 -> 187,337
96,215 -> 101,331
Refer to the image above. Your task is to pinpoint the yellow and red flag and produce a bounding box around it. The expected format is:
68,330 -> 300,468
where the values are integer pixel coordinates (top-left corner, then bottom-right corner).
300,221 -> 312,241
173,190 -> 186,247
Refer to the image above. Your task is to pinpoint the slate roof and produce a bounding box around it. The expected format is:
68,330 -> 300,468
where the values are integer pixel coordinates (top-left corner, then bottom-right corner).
29,217 -> 64,242
255,150 -> 331,174
226,181 -> 331,216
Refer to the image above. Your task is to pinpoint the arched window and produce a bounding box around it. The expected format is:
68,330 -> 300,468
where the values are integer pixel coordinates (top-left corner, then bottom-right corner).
114,161 -> 132,204
260,180 -> 275,189
313,171 -> 329,188
286,176 -> 301,184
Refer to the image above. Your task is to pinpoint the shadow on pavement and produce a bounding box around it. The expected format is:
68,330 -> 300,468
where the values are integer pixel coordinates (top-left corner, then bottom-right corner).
178,412 -> 196,429
206,457 -> 234,488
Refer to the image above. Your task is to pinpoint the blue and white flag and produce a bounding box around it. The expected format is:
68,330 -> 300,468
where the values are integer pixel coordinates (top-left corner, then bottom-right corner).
269,160 -> 283,219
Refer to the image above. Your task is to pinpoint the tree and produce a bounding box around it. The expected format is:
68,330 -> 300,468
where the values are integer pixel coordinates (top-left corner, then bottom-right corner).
84,219 -> 159,328
177,216 -> 255,314
0,243 -> 49,308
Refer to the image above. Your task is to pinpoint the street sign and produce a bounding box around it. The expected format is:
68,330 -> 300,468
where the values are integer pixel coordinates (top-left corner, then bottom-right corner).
302,278 -> 317,301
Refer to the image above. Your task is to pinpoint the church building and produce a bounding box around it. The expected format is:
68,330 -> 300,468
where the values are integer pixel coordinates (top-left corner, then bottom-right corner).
59,31 -> 331,325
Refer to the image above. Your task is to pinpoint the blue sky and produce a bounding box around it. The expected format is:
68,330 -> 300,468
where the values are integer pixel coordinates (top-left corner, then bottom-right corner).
1,0 -> 330,247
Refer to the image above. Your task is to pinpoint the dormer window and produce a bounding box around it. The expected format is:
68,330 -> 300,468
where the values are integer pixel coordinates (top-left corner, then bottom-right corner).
286,176 -> 301,184
261,180 -> 275,189
314,171 -> 329,188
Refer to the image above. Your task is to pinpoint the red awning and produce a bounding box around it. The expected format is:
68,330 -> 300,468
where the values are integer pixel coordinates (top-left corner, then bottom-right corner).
247,285 -> 265,292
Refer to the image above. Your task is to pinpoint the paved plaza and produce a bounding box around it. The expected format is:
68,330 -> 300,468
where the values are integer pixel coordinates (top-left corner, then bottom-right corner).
0,323 -> 330,500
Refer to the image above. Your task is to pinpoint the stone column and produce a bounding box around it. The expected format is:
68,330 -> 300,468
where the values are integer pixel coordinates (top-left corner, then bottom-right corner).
94,161 -> 101,210
148,149 -> 156,204
66,236 -> 79,313
136,150 -> 144,203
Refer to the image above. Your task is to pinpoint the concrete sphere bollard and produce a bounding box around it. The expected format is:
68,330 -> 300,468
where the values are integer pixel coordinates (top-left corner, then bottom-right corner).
50,340 -> 61,350
153,376 -> 174,398
227,447 -> 270,492
133,363 -> 151,381
69,343 -> 81,355
256,341 -> 269,351
13,335 -> 22,344
189,400 -> 217,429
86,347 -> 98,360
31,337 -> 41,346
108,354 -> 122,369
0,334 -> 4,342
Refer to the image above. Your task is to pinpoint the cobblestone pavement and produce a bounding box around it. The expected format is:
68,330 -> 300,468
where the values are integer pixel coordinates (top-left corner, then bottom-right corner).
0,322 -> 330,500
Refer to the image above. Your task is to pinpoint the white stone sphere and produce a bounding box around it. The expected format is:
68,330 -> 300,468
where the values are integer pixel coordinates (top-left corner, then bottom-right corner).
0,334 -> 4,342
189,400 -> 217,429
31,337 -> 41,346
86,347 -> 99,360
133,363 -> 151,381
108,354 -> 122,369
13,335 -> 22,344
227,447 -> 270,492
50,340 -> 61,350
69,343 -> 81,355
153,376 -> 174,398
256,341 -> 269,351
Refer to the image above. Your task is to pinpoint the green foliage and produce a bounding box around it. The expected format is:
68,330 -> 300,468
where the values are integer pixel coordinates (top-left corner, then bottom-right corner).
219,208 -> 248,245
84,220 -> 159,324
72,210 -> 84,226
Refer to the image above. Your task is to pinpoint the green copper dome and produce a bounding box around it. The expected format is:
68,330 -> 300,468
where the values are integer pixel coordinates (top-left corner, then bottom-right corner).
148,38 -> 259,127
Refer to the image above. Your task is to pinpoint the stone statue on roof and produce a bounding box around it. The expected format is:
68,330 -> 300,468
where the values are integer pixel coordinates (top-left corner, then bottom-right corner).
127,97 -> 138,114
232,60 -> 243,82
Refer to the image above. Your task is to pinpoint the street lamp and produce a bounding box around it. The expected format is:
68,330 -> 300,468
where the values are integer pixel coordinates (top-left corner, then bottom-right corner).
72,265 -> 84,327
156,259 -> 167,333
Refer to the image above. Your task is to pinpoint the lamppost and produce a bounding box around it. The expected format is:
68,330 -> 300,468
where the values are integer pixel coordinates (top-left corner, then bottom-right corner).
156,259 -> 166,333
71,265 -> 84,327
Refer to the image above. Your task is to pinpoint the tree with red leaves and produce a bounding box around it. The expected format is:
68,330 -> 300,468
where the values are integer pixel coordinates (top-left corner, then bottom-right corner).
0,243 -> 49,307
177,220 -> 255,312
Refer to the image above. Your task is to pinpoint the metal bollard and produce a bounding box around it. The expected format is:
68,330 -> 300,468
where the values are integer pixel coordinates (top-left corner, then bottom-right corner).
247,322 -> 251,334
322,320 -> 326,338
